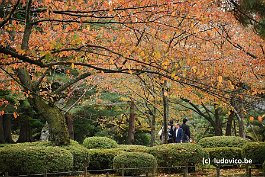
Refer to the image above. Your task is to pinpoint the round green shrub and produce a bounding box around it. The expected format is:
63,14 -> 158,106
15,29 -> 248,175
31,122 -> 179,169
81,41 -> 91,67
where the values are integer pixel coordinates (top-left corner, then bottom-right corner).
148,143 -> 205,171
0,146 -> 73,175
115,145 -> 149,153
87,148 -> 124,170
83,137 -> 118,149
242,142 -> 265,165
62,141 -> 90,171
198,136 -> 247,148
204,147 -> 242,166
113,152 -> 157,176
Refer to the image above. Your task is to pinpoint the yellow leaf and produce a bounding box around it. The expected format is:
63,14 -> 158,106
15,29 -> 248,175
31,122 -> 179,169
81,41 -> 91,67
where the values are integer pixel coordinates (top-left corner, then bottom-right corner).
217,76 -> 223,83
154,51 -> 161,59
191,66 -> 197,73
71,63 -> 75,69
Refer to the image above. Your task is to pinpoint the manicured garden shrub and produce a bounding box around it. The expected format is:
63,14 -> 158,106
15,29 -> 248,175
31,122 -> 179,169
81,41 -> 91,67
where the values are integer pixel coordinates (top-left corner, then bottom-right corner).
115,145 -> 149,153
113,152 -> 157,176
62,141 -> 90,171
148,143 -> 205,172
198,136 -> 247,148
242,142 -> 265,165
87,148 -> 124,171
204,147 -> 242,166
0,146 -> 73,175
83,137 -> 118,149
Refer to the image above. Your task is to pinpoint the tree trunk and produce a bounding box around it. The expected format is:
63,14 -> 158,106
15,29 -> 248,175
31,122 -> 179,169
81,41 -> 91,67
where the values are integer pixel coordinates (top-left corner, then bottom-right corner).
0,115 -> 5,143
3,114 -> 14,143
214,106 -> 223,136
17,115 -> 32,143
150,106 -> 156,147
233,119 -> 237,136
162,80 -> 169,144
16,68 -> 70,146
65,112 -> 74,140
32,96 -> 70,145
128,100 -> 136,144
225,111 -> 234,136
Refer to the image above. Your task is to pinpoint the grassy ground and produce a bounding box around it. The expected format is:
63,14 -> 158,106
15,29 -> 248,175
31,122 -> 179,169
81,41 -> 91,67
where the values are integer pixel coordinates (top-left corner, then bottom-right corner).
82,168 -> 264,177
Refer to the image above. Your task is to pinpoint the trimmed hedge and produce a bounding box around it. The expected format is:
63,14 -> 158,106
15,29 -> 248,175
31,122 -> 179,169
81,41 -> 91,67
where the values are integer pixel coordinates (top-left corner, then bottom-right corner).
204,147 -> 242,166
62,141 -> 90,171
115,145 -> 149,153
83,137 -> 118,149
148,143 -> 205,171
198,136 -> 247,148
3,140 -> 90,171
87,148 -> 123,170
242,142 -> 265,165
113,152 -> 157,176
0,146 -> 73,175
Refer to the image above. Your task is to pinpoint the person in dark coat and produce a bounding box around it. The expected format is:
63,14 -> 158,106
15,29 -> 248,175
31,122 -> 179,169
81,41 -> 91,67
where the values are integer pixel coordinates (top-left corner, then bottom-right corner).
181,118 -> 191,143
173,123 -> 183,143
167,124 -> 174,143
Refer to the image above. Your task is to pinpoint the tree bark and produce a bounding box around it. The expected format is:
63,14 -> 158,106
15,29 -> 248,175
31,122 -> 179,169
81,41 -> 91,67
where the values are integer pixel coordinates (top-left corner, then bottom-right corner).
150,106 -> 156,147
16,68 -> 70,145
128,100 -> 136,144
214,105 -> 223,136
17,115 -> 32,143
225,111 -> 234,136
32,96 -> 70,145
0,115 -> 5,143
3,114 -> 14,143
65,112 -> 74,140
162,80 -> 169,144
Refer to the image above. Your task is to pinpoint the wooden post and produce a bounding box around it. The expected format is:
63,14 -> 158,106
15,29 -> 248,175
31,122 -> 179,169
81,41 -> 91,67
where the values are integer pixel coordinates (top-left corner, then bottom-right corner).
121,164 -> 125,177
152,166 -> 156,176
183,165 -> 188,177
216,165 -> 220,177
43,169 -> 47,177
4,172 -> 8,177
246,165 -> 251,177
84,167 -> 88,177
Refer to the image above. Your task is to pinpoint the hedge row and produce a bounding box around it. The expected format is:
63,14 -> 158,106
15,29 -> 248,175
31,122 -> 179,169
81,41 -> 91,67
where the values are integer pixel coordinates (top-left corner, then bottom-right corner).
87,148 -> 123,170
83,137 -> 118,149
113,152 -> 157,176
115,144 -> 149,153
205,147 -> 242,166
198,136 -> 247,148
149,143 -> 205,169
0,146 -> 73,175
242,142 -> 265,165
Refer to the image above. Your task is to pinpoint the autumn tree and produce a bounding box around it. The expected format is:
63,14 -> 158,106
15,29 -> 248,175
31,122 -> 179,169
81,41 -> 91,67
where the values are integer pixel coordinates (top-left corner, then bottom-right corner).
0,0 -> 264,145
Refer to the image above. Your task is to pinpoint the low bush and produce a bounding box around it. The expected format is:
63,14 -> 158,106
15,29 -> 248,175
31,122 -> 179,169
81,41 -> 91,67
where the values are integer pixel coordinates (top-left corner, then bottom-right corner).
148,143 -> 205,172
198,136 -> 247,148
204,147 -> 242,166
62,141 -> 90,171
113,152 -> 157,176
83,137 -> 118,149
242,142 -> 265,165
0,145 -> 73,175
87,148 -> 124,171
115,145 -> 149,153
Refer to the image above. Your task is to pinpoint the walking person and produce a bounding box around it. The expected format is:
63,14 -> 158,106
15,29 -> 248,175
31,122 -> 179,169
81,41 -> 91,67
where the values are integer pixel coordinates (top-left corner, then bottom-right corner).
173,123 -> 183,143
181,118 -> 191,143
